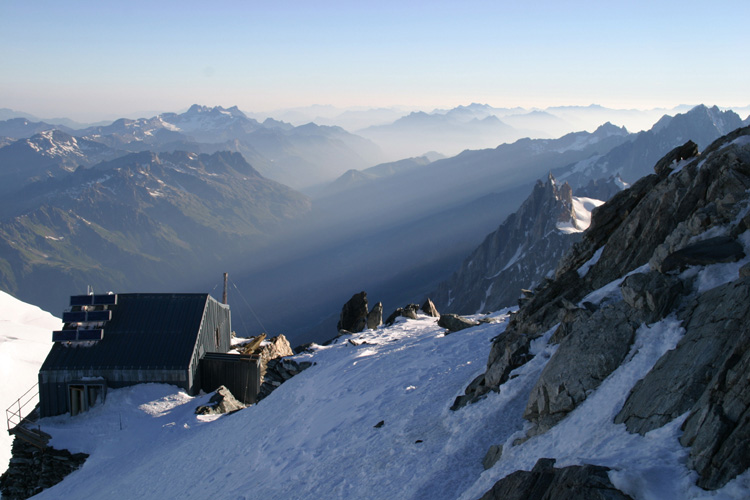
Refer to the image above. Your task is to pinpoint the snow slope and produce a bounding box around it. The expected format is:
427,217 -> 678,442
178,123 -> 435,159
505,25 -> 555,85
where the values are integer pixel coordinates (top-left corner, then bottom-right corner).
0,291 -> 59,473
25,302 -> 750,499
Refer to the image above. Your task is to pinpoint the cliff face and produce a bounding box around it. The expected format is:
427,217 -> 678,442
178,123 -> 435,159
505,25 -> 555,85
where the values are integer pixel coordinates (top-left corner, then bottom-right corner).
458,127 -> 750,492
431,174 -> 605,315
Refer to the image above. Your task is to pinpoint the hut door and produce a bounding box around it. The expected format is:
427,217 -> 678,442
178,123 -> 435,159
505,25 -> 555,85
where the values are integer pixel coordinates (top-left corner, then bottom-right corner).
70,385 -> 84,416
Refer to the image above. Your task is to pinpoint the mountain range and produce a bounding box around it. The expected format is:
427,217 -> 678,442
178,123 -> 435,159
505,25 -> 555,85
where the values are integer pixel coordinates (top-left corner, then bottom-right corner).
0,105 -> 385,190
0,103 -> 746,346
0,150 -> 310,314
2,124 -> 749,500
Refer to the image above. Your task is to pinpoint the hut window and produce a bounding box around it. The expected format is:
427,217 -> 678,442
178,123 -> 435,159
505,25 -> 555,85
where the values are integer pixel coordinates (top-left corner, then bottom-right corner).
215,327 -> 221,349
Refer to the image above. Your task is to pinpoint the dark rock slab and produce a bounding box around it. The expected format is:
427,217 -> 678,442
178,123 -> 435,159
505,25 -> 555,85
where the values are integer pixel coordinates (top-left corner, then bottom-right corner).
478,458 -> 632,500
338,291 -> 369,333
653,140 -> 698,175
437,313 -> 479,333
482,444 -> 503,470
660,236 -> 746,272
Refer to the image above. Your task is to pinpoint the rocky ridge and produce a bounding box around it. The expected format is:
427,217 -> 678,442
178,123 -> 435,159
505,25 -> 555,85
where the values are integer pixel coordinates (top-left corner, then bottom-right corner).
458,126 -> 750,492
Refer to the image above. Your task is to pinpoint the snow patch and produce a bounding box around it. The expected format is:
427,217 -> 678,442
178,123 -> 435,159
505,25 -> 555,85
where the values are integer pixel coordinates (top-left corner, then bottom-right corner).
577,246 -> 605,277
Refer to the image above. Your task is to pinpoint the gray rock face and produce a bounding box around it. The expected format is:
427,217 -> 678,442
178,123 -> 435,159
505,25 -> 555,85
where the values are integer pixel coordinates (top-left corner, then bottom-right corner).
195,385 -> 245,415
338,291 -> 369,333
478,458 -> 633,500
437,314 -> 479,333
615,277 -> 750,435
456,126 -> 750,488
680,325 -> 750,490
524,302 -> 637,435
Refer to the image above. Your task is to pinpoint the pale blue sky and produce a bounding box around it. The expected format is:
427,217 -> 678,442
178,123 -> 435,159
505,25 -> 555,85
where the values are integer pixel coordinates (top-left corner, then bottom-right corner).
1,0 -> 748,121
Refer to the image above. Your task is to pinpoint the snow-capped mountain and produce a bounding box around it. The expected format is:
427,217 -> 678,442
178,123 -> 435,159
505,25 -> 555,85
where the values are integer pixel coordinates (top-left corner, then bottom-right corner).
431,174 -> 606,315
557,105 -> 744,187
0,130 -> 121,193
77,105 -> 385,189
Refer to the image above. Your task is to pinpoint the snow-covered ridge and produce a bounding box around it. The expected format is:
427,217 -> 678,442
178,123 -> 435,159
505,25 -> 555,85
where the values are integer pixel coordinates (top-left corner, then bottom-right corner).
556,196 -> 604,234
0,291 -> 59,472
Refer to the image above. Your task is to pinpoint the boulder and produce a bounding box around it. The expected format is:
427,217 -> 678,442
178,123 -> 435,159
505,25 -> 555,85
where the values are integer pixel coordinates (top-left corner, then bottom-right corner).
384,304 -> 421,325
478,458 -> 632,500
482,444 -> 503,470
195,386 -> 245,415
402,304 -> 420,319
421,298 -> 440,317
337,291 -> 369,333
437,314 -> 479,333
653,140 -> 698,175
366,302 -> 383,330
384,308 -> 403,326
620,271 -> 685,323
256,334 -> 294,378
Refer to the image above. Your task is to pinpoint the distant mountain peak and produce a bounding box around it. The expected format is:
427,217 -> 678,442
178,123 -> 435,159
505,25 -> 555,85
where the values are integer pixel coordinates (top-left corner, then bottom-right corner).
592,121 -> 629,137
185,104 -> 246,118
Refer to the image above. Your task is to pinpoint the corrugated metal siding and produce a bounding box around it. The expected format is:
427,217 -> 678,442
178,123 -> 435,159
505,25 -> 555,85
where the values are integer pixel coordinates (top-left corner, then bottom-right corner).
200,353 -> 260,404
38,293 -> 232,417
39,367 -> 189,417
188,297 -> 231,394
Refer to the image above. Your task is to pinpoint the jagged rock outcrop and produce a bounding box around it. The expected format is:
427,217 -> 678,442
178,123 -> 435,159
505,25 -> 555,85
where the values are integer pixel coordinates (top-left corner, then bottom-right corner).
338,291 -> 369,333
459,126 -> 750,489
479,458 -> 632,500
195,385 -> 245,415
366,302 -> 383,330
421,298 -> 439,317
431,174 -> 605,315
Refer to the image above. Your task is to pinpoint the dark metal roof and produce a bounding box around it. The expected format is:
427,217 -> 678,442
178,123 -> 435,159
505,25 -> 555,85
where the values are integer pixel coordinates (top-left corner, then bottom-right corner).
40,293 -> 218,371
